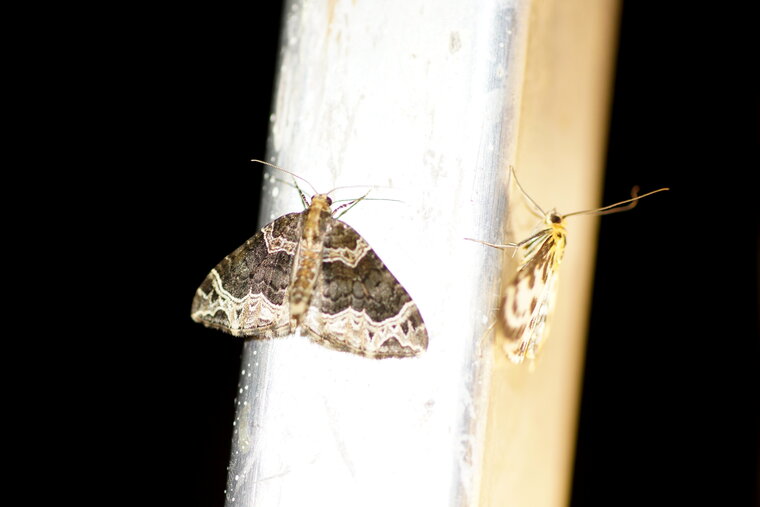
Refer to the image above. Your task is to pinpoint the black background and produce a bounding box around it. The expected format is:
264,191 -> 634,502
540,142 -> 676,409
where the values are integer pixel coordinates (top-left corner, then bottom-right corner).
572,4 -> 757,507
39,2 -> 756,505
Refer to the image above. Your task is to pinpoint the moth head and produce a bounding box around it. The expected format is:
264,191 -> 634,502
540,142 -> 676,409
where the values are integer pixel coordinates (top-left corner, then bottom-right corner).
311,194 -> 333,207
547,209 -> 563,225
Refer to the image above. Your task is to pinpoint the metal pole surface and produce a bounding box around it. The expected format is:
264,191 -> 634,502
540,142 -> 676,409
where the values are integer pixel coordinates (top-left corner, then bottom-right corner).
478,1 -> 621,505
226,0 -> 530,505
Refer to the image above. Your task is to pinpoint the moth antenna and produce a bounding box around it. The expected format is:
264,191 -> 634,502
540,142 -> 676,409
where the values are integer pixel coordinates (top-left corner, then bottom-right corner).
331,197 -> 404,204
509,166 -> 546,218
326,184 -> 393,196
562,187 -> 669,218
251,159 -> 318,195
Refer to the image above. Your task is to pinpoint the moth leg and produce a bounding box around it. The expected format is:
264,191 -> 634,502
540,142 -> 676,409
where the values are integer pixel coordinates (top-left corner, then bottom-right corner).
291,177 -> 309,209
333,190 -> 371,219
466,226 -> 551,249
464,237 -> 520,250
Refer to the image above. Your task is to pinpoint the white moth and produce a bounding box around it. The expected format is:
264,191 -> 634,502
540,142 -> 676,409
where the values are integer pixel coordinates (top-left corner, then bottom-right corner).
468,169 -> 668,364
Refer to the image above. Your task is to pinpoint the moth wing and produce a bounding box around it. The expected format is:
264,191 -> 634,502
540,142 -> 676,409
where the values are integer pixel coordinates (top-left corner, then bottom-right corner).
191,213 -> 302,337
301,218 -> 428,358
500,231 -> 561,363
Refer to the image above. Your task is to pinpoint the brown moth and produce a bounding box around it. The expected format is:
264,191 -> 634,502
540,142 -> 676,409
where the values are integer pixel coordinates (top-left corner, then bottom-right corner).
191,161 -> 428,359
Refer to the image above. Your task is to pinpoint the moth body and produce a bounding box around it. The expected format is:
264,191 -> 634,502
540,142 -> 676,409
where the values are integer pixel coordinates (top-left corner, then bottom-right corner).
466,168 -> 667,365
289,194 -> 332,331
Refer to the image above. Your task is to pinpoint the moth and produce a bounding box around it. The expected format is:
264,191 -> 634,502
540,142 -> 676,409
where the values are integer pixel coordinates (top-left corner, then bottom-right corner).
191,161 -> 428,359
468,169 -> 668,364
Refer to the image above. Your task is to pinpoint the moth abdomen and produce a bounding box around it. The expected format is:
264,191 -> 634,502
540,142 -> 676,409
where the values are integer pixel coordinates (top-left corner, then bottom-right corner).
289,248 -> 322,326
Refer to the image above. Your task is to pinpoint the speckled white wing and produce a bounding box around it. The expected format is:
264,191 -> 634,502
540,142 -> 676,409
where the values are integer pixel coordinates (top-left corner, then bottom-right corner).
499,229 -> 563,363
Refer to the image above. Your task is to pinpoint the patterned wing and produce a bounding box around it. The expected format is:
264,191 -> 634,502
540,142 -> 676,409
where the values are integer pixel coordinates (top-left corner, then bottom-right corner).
301,217 -> 428,358
499,228 -> 564,363
191,213 -> 302,337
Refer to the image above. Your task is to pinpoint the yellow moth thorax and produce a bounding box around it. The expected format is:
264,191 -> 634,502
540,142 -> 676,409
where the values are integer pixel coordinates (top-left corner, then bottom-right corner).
546,211 -> 566,238
545,211 -> 567,271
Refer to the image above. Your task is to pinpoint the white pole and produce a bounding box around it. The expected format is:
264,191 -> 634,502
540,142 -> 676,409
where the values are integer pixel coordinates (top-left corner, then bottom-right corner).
223,0 -> 619,505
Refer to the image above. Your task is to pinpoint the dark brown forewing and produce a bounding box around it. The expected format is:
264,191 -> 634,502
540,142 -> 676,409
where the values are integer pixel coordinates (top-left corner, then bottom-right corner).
302,217 -> 428,358
191,212 -> 302,337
